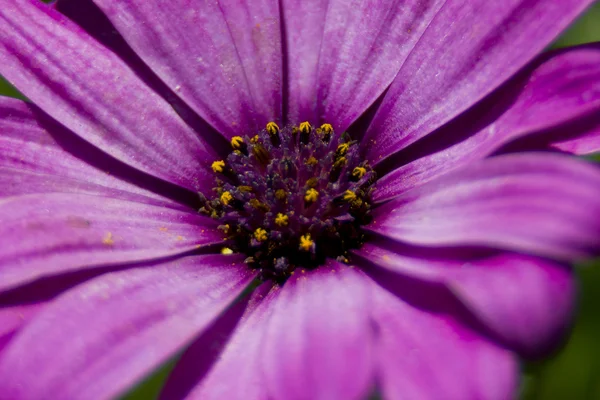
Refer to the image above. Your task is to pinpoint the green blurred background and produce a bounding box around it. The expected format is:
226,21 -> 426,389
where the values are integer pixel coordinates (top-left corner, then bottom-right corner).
1,3 -> 600,399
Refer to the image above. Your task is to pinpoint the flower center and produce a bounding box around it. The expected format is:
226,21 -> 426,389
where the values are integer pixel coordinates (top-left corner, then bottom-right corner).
201,122 -> 376,282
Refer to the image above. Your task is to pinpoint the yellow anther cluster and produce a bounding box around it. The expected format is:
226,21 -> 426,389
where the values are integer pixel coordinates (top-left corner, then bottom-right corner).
336,143 -> 350,157
275,213 -> 289,227
305,156 -> 318,166
299,121 -> 312,134
299,234 -> 314,251
275,189 -> 287,201
220,191 -> 233,205
304,188 -> 319,202
250,134 -> 260,143
352,166 -> 367,179
319,123 -> 333,135
342,190 -> 357,202
231,136 -> 245,149
211,160 -> 226,173
266,121 -> 280,136
254,228 -> 268,242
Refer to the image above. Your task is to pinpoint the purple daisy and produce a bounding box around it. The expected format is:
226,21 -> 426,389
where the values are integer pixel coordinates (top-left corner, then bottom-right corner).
1,0 -> 600,398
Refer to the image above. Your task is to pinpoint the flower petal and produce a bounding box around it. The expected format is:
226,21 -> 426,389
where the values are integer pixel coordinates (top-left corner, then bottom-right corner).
0,192 -> 223,292
374,44 -> 600,201
368,153 -> 600,261
261,263 -> 374,400
0,254 -> 254,400
282,0 -> 445,128
0,97 -> 199,204
371,280 -> 518,400
550,120 -> 600,154
90,0 -> 282,137
160,283 -> 273,400
357,243 -> 575,357
364,0 -> 595,164
0,0 -> 217,192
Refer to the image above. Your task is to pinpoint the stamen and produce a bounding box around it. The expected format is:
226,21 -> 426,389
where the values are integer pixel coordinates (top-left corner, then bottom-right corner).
352,166 -> 367,180
305,156 -> 318,166
220,191 -> 233,205
275,189 -> 288,201
221,247 -> 234,255
299,121 -> 312,144
254,228 -> 268,242
275,213 -> 289,226
336,143 -> 350,158
304,188 -> 319,203
343,190 -> 357,202
299,234 -> 314,251
266,121 -> 280,136
211,160 -> 226,173
231,136 -> 245,150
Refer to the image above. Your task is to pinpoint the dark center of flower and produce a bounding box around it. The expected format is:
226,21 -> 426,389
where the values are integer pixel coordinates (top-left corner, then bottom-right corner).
201,122 -> 376,282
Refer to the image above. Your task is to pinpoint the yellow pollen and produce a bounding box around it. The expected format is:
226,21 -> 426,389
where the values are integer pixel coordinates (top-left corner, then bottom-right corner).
304,188 -> 319,202
352,166 -> 367,179
250,134 -> 260,144
299,121 -> 312,134
319,123 -> 333,135
275,213 -> 289,226
221,247 -> 234,255
211,160 -> 226,173
336,143 -> 350,156
102,232 -> 114,246
299,234 -> 314,251
275,189 -> 287,201
254,228 -> 268,242
266,121 -> 280,136
343,190 -> 357,202
305,156 -> 318,166
231,136 -> 245,149
220,191 -> 233,205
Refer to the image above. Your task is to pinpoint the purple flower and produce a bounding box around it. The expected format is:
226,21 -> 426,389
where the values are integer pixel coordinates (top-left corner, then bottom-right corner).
1,0 -> 600,398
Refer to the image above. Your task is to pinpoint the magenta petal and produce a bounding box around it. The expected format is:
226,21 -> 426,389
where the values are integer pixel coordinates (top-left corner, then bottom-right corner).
0,0 -> 217,192
549,118 -> 600,155
358,243 -> 575,356
0,192 -> 223,292
161,283 -> 273,399
374,44 -> 600,201
0,97 -> 196,203
283,0 -> 444,129
368,153 -> 600,261
0,303 -> 45,352
0,254 -> 254,400
364,0 -> 595,164
262,263 -> 374,400
91,0 -> 282,137
371,281 -> 518,400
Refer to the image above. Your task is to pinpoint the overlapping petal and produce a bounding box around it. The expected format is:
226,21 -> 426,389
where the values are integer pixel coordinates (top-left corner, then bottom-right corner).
0,193 -> 223,292
89,0 -> 282,137
358,243 -> 575,356
282,0 -> 444,129
374,44 -> 600,201
161,283 -> 273,399
0,0 -> 217,192
364,0 -> 595,164
368,153 -> 600,261
371,281 -> 518,400
0,255 -> 255,400
261,263 -> 374,400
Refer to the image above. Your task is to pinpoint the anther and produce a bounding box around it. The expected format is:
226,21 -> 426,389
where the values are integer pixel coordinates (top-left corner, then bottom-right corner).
275,189 -> 288,202
299,234 -> 314,252
211,160 -> 226,173
231,136 -> 244,149
254,228 -> 268,242
319,123 -> 333,139
305,156 -> 318,167
275,213 -> 289,227
252,143 -> 271,165
304,188 -> 319,203
299,121 -> 312,144
330,156 -> 347,181
266,122 -> 281,146
352,166 -> 367,180
336,143 -> 350,158
343,190 -> 357,202
220,191 -> 233,206
221,247 -> 234,255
